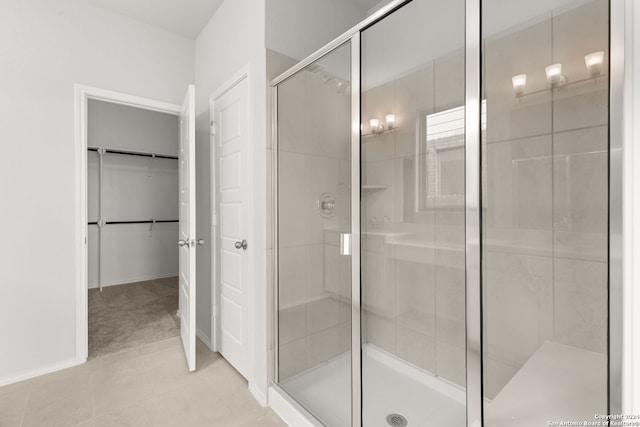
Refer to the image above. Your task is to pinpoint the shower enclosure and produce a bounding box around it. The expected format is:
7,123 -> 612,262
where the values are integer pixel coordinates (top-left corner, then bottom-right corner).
272,0 -> 620,425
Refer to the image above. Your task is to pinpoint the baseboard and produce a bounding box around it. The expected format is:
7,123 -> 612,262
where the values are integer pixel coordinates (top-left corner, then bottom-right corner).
0,357 -> 85,387
196,328 -> 213,350
88,273 -> 178,289
249,382 -> 268,407
268,385 -> 323,427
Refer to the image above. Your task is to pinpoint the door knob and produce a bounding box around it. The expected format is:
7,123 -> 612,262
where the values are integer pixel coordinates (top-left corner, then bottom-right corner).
197,239 -> 205,246
178,239 -> 187,247
235,239 -> 248,250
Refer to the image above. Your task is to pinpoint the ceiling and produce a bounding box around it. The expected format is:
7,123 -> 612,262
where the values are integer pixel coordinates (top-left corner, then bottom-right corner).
82,0 -> 224,39
81,0 -> 387,40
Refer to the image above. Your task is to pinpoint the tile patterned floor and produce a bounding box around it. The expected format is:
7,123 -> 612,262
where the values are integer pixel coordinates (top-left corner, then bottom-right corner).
0,338 -> 286,427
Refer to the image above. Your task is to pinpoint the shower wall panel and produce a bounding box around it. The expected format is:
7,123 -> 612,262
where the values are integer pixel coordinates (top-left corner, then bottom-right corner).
360,0 -> 466,424
273,0 -> 614,425
278,68 -> 351,381
361,53 -> 466,386
482,0 -> 609,422
276,42 -> 353,427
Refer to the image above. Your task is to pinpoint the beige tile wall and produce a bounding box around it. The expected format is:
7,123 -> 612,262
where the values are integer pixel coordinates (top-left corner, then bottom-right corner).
358,0 -> 609,400
277,64 -> 352,382
482,0 -> 609,399
361,56 -> 467,389
272,0 -> 608,403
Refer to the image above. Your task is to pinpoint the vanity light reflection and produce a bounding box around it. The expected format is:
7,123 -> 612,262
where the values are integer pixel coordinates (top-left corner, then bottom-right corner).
364,114 -> 397,136
511,51 -> 605,98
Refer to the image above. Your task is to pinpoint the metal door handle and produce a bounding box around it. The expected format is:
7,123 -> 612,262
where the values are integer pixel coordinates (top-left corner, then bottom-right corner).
197,239 -> 205,246
178,239 -> 188,247
340,233 -> 351,256
235,240 -> 248,250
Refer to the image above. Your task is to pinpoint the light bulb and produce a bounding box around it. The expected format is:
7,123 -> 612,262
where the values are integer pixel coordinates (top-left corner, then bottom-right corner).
511,74 -> 527,97
545,63 -> 564,86
584,51 -> 604,76
369,118 -> 380,133
385,114 -> 395,129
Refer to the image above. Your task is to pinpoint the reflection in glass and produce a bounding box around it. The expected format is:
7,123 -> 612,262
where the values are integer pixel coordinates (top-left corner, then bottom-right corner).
276,43 -> 352,427
482,0 -> 609,424
361,0 -> 466,425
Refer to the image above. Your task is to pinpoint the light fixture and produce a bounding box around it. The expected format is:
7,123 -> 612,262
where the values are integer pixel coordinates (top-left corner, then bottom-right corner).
545,63 -> 566,86
385,114 -> 396,130
369,118 -> 381,133
584,51 -> 604,77
511,74 -> 527,97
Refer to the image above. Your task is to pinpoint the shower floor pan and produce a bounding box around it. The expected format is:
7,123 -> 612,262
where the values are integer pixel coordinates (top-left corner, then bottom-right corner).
281,344 -> 466,427
485,341 -> 606,427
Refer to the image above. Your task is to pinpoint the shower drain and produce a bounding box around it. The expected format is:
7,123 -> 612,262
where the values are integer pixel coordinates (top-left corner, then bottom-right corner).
386,413 -> 408,427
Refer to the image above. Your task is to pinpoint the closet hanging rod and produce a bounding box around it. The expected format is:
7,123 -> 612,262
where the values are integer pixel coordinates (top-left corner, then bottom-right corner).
87,147 -> 178,160
88,220 -> 178,225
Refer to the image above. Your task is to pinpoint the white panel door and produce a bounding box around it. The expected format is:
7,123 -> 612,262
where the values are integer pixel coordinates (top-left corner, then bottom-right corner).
179,85 -> 196,372
214,77 -> 250,378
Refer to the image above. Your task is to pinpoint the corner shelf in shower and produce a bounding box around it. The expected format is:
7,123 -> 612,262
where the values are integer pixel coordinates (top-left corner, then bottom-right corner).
362,185 -> 388,191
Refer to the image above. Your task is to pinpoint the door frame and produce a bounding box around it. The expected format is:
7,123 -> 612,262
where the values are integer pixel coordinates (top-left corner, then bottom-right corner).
74,84 -> 181,361
209,65 -> 254,370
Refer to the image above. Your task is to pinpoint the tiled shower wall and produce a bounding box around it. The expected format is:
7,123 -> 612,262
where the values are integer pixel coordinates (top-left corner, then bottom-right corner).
277,67 -> 352,381
360,0 -> 609,400
273,0 -> 608,399
360,52 -> 467,389
483,0 -> 608,398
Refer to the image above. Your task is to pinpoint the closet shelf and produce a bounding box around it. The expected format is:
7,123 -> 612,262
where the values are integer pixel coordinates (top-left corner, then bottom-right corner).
88,147 -> 178,160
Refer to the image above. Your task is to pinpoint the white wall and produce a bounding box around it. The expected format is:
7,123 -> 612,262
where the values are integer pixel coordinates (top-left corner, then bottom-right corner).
0,0 -> 193,385
87,100 -> 179,156
265,0 -> 366,61
87,100 -> 179,288
194,0 -> 269,401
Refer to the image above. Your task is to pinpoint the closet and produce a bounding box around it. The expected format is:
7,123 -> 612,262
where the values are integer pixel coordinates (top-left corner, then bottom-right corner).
87,99 -> 180,358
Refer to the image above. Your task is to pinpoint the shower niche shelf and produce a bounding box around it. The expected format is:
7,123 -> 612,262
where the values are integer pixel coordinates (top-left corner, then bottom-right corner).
362,185 -> 388,191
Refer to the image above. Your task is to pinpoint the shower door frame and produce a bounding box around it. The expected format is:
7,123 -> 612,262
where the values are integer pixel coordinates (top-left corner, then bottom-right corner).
270,0 -> 625,423
271,3 -> 413,426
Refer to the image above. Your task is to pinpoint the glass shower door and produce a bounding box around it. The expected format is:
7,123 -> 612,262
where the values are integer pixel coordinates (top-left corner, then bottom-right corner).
276,42 -> 353,427
360,1 -> 467,425
481,0 -> 610,425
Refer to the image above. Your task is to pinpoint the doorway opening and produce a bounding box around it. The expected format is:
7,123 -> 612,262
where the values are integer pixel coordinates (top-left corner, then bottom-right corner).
75,85 -> 198,370
86,99 -> 180,358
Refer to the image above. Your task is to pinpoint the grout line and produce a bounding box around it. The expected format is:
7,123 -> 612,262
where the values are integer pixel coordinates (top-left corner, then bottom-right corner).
485,123 -> 607,146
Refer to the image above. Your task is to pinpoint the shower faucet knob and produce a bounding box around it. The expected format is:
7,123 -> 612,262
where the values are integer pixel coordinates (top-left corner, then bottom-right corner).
321,199 -> 336,210
317,193 -> 337,218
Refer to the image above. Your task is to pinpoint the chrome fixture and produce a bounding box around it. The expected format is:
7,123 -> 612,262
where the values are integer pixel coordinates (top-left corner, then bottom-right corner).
317,192 -> 336,218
